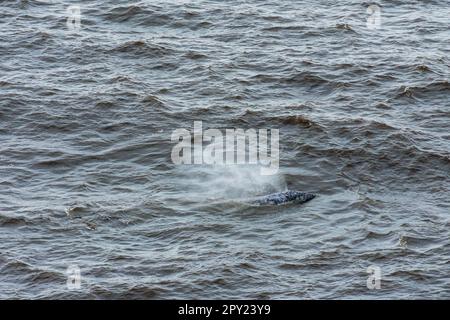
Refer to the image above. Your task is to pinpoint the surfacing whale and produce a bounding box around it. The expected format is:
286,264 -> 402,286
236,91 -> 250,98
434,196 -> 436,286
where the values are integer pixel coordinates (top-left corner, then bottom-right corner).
250,190 -> 316,206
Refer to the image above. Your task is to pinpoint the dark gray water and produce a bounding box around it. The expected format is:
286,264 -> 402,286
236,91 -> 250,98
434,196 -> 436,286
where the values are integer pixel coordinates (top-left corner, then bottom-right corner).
1,0 -> 449,299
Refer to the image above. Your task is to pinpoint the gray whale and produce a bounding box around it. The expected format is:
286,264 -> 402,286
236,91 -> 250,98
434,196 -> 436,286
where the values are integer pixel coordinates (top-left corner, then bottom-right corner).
250,190 -> 316,205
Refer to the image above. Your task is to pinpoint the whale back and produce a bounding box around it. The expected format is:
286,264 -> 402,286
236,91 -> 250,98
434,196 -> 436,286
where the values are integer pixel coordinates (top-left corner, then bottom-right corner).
251,190 -> 316,205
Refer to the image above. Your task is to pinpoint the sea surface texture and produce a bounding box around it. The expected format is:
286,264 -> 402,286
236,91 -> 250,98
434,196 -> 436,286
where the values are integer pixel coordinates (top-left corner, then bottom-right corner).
0,0 -> 449,299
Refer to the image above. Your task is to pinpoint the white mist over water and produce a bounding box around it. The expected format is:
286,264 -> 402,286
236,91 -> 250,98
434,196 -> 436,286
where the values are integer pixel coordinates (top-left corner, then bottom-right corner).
174,163 -> 287,203
170,128 -> 284,204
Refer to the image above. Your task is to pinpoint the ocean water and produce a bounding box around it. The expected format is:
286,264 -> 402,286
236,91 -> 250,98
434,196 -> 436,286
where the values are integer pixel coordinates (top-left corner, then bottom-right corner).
0,0 -> 449,299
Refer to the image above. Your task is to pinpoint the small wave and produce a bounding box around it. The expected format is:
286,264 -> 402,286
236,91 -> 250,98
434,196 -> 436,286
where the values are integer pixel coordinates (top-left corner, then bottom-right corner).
284,73 -> 329,85
141,94 -> 166,107
0,214 -> 27,227
94,100 -> 116,109
104,5 -> 145,22
28,269 -> 65,284
65,205 -> 91,218
415,64 -> 431,72
398,234 -> 442,250
250,71 -> 345,91
104,4 -> 171,27
387,269 -> 434,281
261,25 -> 308,32
0,258 -> 33,273
335,23 -> 355,32
33,154 -> 103,169
396,81 -> 450,99
111,40 -> 173,58
365,230 -> 396,240
277,115 -> 323,130
335,117 -> 396,131
183,51 -> 208,60
139,223 -> 234,241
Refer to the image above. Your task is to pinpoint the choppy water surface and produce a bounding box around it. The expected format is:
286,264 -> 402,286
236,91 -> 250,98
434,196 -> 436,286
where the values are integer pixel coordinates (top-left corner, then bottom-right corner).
1,0 -> 449,299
